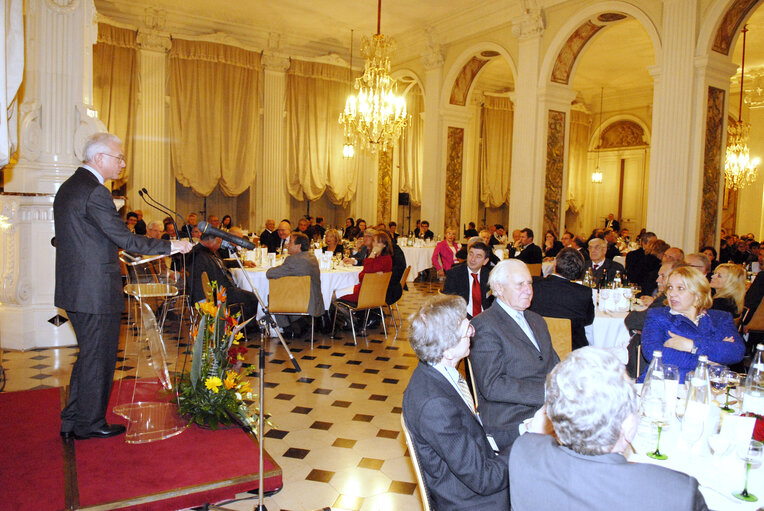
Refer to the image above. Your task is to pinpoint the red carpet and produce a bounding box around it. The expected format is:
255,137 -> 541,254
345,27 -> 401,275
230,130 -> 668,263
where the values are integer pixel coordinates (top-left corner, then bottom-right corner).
0,387 -> 282,510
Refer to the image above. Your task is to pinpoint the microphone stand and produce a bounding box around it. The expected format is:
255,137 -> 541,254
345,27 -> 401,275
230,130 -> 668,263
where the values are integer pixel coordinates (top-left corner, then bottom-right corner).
204,250 -> 301,511
141,187 -> 191,239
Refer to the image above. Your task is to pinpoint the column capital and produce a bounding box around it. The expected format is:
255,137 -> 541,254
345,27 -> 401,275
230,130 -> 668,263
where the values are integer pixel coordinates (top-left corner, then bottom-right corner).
136,29 -> 171,53
262,51 -> 290,72
538,83 -> 577,109
511,8 -> 545,41
421,47 -> 444,71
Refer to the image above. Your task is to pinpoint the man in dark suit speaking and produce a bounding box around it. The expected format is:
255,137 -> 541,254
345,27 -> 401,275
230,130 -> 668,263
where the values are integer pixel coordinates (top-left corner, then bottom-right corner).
470,259 -> 560,449
55,133 -> 193,440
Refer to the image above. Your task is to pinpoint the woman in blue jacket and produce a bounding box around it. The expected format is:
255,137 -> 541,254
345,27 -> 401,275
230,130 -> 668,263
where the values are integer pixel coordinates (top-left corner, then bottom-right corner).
639,265 -> 744,383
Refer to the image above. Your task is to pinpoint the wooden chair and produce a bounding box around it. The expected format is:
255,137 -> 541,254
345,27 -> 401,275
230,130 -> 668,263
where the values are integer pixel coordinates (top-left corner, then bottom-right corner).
268,276 -> 315,347
527,263 -> 543,277
387,266 -> 412,335
332,272 -> 392,344
543,316 -> 572,359
746,298 -> 764,333
401,415 -> 433,511
466,357 -> 479,410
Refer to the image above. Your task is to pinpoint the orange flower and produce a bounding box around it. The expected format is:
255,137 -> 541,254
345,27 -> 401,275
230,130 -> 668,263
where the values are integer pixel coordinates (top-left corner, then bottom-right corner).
238,380 -> 252,394
224,371 -> 237,390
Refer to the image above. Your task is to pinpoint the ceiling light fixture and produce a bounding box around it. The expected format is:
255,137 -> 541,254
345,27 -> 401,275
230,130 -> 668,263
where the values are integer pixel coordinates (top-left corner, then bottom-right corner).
592,87 -> 604,184
343,30 -> 355,159
338,0 -> 407,154
725,25 -> 759,190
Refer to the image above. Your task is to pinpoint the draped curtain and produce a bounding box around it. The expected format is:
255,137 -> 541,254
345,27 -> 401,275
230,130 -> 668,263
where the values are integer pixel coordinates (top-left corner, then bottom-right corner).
168,39 -> 261,197
93,23 -> 138,188
398,87 -> 423,206
286,60 -> 358,206
566,109 -> 592,212
479,95 -> 513,207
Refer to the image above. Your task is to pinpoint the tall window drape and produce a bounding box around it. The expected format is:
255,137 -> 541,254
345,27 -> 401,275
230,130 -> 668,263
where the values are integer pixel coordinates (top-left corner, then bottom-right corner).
566,109 -> 592,212
286,60 -> 357,206
168,39 -> 261,197
93,23 -> 138,188
398,87 -> 423,206
479,95 -> 513,207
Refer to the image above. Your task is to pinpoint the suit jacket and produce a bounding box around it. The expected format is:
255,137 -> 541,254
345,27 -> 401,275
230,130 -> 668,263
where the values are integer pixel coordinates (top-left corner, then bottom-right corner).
187,243 -> 240,304
259,229 -> 280,253
402,362 -> 510,511
266,250 -> 324,316
442,263 -> 493,316
510,434 -> 708,511
529,275 -> 594,350
386,244 -> 406,305
470,302 -> 559,448
605,242 -> 620,260
54,167 -> 170,314
589,258 -> 625,287
604,218 -> 620,232
514,243 -> 543,264
625,247 -> 645,284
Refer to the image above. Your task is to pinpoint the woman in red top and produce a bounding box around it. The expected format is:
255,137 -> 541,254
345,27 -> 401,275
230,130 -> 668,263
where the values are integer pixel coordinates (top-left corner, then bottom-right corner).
340,231 -> 393,303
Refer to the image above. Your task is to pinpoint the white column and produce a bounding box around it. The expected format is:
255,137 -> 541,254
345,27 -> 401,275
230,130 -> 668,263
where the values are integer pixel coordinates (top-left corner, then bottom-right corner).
257,50 -> 290,229
420,46 -> 445,231
646,0 -> 698,250
0,0 -> 103,349
509,10 -> 544,233
130,29 -> 172,222
460,102 -> 481,233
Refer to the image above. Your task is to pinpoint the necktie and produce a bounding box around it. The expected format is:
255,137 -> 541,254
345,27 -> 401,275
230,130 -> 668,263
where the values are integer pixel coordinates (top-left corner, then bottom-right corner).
457,376 -> 476,414
471,273 -> 482,317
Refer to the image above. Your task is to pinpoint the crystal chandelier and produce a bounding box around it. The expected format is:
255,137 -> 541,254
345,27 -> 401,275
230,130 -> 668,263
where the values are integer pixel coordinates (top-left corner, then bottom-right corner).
725,25 -> 759,190
339,0 -> 407,154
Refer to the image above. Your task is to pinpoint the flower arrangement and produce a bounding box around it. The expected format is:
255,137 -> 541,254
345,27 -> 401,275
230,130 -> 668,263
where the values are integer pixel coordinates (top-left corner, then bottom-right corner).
177,280 -> 257,430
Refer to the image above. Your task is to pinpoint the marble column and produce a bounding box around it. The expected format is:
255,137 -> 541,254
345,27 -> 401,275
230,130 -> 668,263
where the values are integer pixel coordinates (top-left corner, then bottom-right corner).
646,0 -> 699,251
130,29 -> 173,222
257,50 -> 291,229
420,45 -> 445,233
441,108 -> 472,232
509,10 -> 545,234
0,0 -> 103,349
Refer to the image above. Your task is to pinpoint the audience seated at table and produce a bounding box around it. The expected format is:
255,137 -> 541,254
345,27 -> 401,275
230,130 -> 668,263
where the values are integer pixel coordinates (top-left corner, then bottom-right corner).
432,227 -> 461,277
700,246 -> 720,273
338,231 -> 392,304
442,241 -> 493,319
587,238 -> 625,287
463,221 -> 479,239
414,220 -> 435,241
342,217 -> 360,240
470,259 -> 559,449
542,230 -> 563,259
604,229 -> 620,260
385,231 -> 407,306
709,262 -> 746,319
510,347 -> 709,511
322,229 -> 344,256
639,266 -> 744,383
344,228 -> 375,266
625,231 -> 655,285
259,219 -> 278,252
509,228 -> 543,264
571,236 -> 590,261
685,252 -> 711,280
402,294 -> 510,511
455,232 -> 499,265
529,248 -> 594,350
179,212 -> 198,239
638,238 -> 669,295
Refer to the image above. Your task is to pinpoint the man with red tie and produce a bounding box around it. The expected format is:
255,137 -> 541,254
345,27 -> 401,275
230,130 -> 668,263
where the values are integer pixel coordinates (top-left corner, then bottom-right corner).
442,241 -> 493,319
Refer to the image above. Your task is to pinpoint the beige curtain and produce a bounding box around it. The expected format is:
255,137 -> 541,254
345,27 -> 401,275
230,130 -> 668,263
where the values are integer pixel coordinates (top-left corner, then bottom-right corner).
93,24 -> 137,188
168,39 -> 261,197
286,60 -> 357,206
566,109 -> 592,211
398,87 -> 423,206
479,95 -> 513,207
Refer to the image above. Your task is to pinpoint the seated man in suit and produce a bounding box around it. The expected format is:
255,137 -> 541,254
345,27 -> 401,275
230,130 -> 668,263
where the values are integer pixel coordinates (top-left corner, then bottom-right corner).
529,248 -> 594,350
403,294 -> 510,511
572,236 -> 590,261
188,232 -> 259,330
588,237 -> 624,287
625,231 -> 655,284
260,219 -> 279,252
272,219 -> 292,254
511,228 -> 543,264
604,229 -> 620,259
443,241 -> 493,318
265,232 -> 323,337
470,259 -> 560,449
604,212 -> 620,232
510,347 -> 708,511
416,220 -> 435,241
344,228 -> 375,266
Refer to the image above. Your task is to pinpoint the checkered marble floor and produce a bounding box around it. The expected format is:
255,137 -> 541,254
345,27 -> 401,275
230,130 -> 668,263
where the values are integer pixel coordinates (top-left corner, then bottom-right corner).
0,281 -> 439,511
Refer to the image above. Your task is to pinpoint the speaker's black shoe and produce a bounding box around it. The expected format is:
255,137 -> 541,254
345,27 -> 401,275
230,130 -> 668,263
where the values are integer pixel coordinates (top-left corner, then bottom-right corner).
73,423 -> 126,440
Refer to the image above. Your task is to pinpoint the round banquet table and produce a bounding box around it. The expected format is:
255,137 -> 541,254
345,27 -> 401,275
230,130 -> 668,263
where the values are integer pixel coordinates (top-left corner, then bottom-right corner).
399,246 -> 436,281
584,309 -> 631,364
231,265 -> 362,314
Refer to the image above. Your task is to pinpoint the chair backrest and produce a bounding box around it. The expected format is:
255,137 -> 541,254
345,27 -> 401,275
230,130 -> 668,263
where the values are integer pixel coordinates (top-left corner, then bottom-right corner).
466,357 -> 479,409
400,266 -> 412,288
357,272 -> 392,309
747,297 -> 764,332
268,276 -> 311,314
527,263 -> 543,277
544,316 -> 572,359
400,415 -> 433,511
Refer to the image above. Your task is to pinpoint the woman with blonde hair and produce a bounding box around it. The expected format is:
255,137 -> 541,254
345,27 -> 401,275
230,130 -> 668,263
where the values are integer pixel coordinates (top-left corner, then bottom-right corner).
710,263 -> 747,319
639,266 -> 744,382
322,228 -> 344,256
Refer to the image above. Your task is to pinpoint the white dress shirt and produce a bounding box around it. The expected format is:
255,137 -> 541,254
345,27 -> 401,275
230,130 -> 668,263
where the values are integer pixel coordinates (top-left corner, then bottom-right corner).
495,299 -> 540,351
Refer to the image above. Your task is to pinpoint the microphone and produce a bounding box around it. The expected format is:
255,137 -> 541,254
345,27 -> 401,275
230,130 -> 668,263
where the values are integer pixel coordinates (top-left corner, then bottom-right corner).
138,190 -> 179,239
198,221 -> 256,250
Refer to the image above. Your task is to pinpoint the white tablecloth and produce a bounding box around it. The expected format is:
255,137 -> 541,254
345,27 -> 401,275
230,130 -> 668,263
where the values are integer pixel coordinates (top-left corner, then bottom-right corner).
585,310 -> 631,350
231,266 -> 362,312
400,246 -> 436,281
542,261 -> 554,277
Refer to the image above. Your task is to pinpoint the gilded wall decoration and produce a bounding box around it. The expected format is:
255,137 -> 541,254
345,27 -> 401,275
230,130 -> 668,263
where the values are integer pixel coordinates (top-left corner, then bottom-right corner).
445,127 -> 465,231
544,110 -> 566,235
598,121 -> 647,149
449,57 -> 489,106
551,21 -> 602,84
712,0 -> 758,55
700,87 -> 725,249
377,149 -> 393,224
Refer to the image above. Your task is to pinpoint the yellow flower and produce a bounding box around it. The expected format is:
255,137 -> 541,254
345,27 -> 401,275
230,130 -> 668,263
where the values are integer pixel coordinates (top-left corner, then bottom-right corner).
238,381 -> 252,394
199,301 -> 218,317
234,332 -> 243,341
204,376 -> 222,393
224,371 -> 237,390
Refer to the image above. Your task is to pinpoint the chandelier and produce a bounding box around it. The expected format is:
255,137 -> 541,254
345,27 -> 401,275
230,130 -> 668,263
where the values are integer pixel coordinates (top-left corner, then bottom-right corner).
338,0 -> 407,154
725,25 -> 759,190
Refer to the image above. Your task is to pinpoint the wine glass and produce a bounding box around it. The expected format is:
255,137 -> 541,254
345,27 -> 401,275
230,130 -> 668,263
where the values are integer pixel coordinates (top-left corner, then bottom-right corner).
721,370 -> 740,413
732,440 -> 763,502
709,365 -> 728,401
642,378 -> 669,460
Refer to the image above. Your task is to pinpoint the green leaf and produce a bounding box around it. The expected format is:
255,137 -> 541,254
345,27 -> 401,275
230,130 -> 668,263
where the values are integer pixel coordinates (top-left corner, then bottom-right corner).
190,315 -> 207,389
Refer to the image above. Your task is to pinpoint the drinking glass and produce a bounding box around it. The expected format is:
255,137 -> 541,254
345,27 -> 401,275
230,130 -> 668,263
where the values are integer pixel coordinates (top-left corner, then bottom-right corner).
663,365 -> 680,418
709,365 -> 728,400
733,440 -> 763,502
722,370 -> 740,413
642,383 -> 669,460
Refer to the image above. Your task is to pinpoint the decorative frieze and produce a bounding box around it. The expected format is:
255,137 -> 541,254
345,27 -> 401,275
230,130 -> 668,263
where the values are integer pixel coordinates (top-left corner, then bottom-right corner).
445,127 -> 464,230
543,110 -> 566,235
700,87 -> 725,249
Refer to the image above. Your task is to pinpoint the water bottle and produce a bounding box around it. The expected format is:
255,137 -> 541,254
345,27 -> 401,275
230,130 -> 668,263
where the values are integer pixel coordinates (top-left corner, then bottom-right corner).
582,268 -> 594,288
640,351 -> 667,425
613,270 -> 622,288
682,356 -> 710,446
742,344 -> 764,415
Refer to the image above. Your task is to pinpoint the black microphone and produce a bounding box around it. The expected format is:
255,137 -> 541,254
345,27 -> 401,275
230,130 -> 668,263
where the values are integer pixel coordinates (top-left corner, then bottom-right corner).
138,190 -> 179,239
141,188 -> 191,238
198,221 -> 256,250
